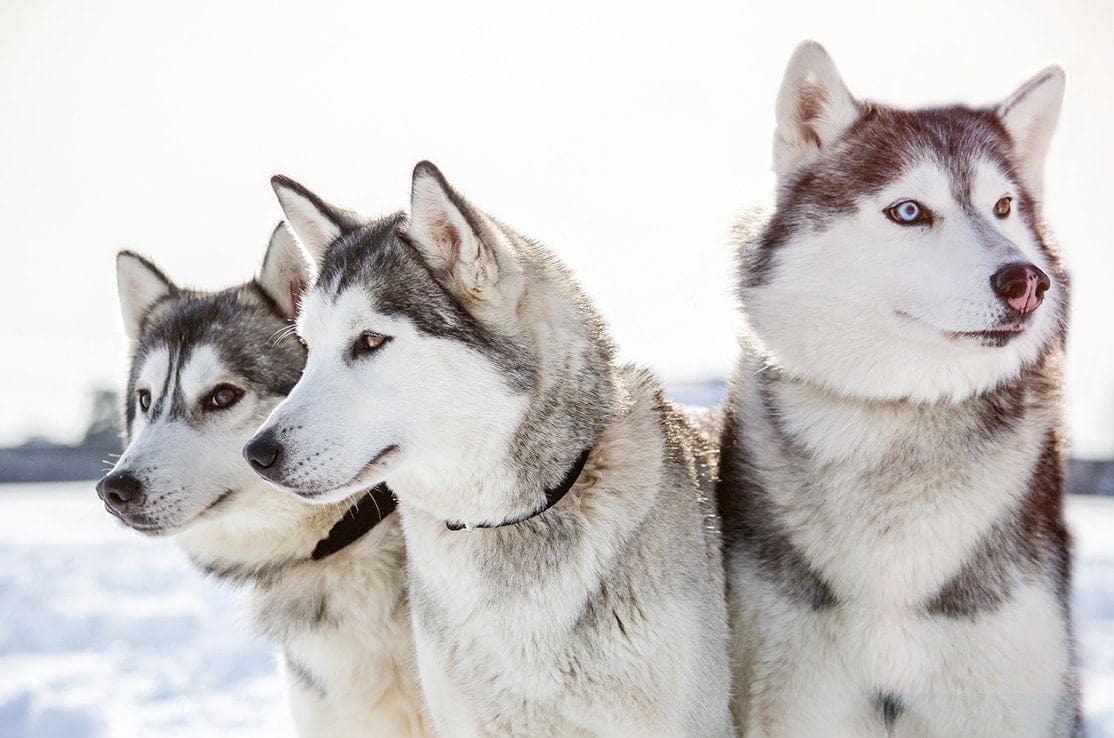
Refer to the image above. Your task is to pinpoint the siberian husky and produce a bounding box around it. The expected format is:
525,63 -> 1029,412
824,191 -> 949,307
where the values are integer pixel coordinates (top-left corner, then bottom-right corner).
245,162 -> 735,737
718,42 -> 1079,737
97,225 -> 432,737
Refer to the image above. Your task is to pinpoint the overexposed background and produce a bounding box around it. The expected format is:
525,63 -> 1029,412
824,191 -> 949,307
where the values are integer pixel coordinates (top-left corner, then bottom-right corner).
2,0 -> 1112,456
3,3 -> 1114,735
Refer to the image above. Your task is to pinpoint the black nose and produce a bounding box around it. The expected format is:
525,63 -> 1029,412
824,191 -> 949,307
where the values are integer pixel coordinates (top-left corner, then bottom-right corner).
96,471 -> 146,514
990,262 -> 1051,315
244,431 -> 282,472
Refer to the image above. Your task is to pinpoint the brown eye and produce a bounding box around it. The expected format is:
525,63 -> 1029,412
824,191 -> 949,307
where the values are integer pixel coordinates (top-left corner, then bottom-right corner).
136,389 -> 151,412
208,384 -> 243,410
994,196 -> 1012,219
351,331 -> 391,359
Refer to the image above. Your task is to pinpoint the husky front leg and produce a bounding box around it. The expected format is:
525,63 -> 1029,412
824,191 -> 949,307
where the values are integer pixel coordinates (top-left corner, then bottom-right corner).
413,626 -> 490,738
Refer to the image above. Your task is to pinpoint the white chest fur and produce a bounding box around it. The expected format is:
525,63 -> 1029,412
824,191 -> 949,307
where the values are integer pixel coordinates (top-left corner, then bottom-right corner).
748,370 -> 1048,608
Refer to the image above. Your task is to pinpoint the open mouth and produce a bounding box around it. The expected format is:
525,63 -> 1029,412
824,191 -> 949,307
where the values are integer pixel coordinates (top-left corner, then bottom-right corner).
287,445 -> 399,500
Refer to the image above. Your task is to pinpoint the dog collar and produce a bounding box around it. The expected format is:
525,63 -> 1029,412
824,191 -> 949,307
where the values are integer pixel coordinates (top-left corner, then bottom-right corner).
311,482 -> 397,560
445,447 -> 591,531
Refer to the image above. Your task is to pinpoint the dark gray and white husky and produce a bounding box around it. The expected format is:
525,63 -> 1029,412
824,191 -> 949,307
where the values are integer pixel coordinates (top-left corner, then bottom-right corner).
719,42 -> 1079,737
245,162 -> 735,737
97,226 -> 432,737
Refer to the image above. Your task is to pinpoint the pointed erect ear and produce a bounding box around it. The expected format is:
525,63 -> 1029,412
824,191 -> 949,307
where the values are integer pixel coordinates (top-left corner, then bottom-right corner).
773,41 -> 860,179
116,251 -> 175,340
996,66 -> 1065,201
270,175 -> 361,270
257,222 -> 310,319
408,161 -> 499,298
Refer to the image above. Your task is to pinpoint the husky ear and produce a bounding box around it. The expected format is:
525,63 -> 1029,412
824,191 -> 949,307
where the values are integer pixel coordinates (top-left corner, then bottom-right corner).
116,251 -> 175,340
773,41 -> 860,179
257,222 -> 310,319
271,175 -> 362,271
408,161 -> 499,298
996,66 -> 1065,201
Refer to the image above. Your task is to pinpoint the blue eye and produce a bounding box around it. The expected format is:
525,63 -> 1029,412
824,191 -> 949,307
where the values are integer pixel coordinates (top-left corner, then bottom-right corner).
886,200 -> 930,226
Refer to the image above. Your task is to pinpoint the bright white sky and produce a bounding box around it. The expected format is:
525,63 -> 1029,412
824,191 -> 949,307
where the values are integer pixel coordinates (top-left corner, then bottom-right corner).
2,0 -> 1112,456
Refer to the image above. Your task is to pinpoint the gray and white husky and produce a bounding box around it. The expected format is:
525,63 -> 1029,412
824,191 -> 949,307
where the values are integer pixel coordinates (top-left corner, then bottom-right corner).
97,226 -> 432,737
245,162 -> 735,737
719,42 -> 1079,737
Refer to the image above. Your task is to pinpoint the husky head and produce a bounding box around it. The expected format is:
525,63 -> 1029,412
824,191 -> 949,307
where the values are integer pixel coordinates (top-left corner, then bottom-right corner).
96,225 -> 309,534
740,42 -> 1067,402
245,162 -> 615,523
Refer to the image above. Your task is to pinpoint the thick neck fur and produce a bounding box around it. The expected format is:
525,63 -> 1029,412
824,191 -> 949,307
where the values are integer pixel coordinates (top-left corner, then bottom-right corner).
499,224 -> 617,492
393,222 -> 618,524
400,364 -> 666,617
727,330 -> 1065,609
742,327 -> 1061,463
175,480 -> 365,582
172,478 -> 428,736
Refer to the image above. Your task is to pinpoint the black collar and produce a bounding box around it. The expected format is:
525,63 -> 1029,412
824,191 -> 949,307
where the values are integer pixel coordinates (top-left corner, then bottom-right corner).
311,483 -> 397,560
446,448 -> 591,531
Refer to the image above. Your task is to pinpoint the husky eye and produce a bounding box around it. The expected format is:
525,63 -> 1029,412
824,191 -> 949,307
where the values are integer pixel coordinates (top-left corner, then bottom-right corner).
994,196 -> 1012,219
207,384 -> 244,410
136,389 -> 151,413
351,331 -> 391,360
885,200 -> 931,226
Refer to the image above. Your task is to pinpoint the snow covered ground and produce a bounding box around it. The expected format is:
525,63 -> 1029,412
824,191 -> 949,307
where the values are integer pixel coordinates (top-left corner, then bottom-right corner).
0,482 -> 1111,737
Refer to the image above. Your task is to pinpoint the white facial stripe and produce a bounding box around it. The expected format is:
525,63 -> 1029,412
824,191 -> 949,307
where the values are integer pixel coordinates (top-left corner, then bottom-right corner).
179,344 -> 233,408
299,288 -> 416,351
972,159 -> 1016,204
875,160 -> 951,210
134,346 -> 171,423
296,289 -> 333,345
136,347 -> 170,394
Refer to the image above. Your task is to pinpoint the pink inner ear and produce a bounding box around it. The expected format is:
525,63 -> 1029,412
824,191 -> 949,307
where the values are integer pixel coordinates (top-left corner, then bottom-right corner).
796,83 -> 828,124
431,213 -> 462,274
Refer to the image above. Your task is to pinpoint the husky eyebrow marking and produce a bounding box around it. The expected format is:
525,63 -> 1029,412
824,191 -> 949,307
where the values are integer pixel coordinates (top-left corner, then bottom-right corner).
313,216 -> 535,394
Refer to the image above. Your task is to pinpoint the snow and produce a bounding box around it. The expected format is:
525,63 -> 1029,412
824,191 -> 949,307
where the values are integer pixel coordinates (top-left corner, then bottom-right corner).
1071,495 -> 1114,735
0,482 -> 1111,737
0,483 -> 294,738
